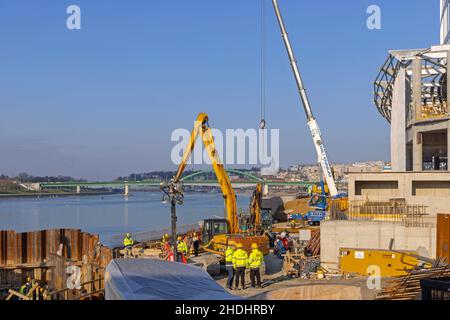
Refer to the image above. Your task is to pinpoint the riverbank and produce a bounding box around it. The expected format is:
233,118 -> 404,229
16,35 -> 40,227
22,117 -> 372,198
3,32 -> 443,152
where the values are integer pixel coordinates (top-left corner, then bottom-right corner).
0,191 -> 118,200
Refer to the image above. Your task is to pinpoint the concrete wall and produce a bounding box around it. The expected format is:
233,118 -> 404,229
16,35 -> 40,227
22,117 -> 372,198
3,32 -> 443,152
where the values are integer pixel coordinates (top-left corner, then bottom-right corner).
320,220 -> 436,271
348,172 -> 450,216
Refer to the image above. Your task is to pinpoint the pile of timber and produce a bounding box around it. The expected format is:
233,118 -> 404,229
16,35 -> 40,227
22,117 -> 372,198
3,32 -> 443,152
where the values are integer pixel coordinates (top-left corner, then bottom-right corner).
306,229 -> 320,256
376,260 -> 450,300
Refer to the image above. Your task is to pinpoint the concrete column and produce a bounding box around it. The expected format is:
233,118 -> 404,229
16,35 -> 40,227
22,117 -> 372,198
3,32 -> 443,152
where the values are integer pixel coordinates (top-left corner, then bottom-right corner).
403,175 -> 413,198
391,66 -> 407,172
413,128 -> 423,172
447,51 -> 450,106
76,185 -> 81,194
448,122 -> 450,171
448,51 -> 450,171
412,58 -> 422,121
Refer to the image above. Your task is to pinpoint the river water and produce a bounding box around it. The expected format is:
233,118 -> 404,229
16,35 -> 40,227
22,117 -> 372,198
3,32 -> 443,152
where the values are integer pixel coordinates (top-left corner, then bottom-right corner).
0,192 -> 251,246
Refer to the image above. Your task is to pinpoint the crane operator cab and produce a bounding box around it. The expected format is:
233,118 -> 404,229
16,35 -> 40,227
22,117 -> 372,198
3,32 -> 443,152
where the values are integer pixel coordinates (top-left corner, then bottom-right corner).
202,219 -> 228,245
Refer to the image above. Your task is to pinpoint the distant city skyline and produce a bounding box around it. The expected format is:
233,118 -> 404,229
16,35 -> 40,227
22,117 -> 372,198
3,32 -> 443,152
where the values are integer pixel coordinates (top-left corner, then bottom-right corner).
1,159 -> 389,182
0,1 -> 438,180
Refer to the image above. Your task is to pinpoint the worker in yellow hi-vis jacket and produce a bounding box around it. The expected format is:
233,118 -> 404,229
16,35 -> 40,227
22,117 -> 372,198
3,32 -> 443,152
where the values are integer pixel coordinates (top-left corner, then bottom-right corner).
225,244 -> 236,290
248,243 -> 264,288
232,243 -> 248,290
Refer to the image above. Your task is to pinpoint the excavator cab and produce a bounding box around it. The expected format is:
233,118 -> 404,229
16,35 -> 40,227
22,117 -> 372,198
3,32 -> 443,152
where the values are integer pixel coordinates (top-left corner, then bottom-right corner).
202,219 -> 228,245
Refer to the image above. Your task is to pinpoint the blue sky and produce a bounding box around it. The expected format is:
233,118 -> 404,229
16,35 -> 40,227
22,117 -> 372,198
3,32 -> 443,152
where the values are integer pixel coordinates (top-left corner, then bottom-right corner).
0,0 -> 439,180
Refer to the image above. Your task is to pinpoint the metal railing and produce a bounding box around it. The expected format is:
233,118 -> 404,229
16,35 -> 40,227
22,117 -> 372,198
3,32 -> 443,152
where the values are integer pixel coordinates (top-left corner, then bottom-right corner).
49,276 -> 104,300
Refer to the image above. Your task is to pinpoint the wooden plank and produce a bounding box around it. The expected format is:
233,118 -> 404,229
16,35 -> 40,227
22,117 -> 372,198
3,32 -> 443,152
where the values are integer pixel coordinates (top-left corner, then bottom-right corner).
8,289 -> 30,300
437,214 -> 450,262
5,292 -> 14,300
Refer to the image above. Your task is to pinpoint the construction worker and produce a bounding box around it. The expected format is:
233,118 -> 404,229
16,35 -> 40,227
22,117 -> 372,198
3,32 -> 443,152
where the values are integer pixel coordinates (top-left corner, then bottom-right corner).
166,245 -> 175,262
123,233 -> 134,258
274,235 -> 286,259
177,236 -> 188,263
19,276 -> 32,296
225,244 -> 236,290
160,233 -> 170,257
40,285 -> 52,300
308,185 -> 313,196
192,232 -> 200,257
290,219 -> 296,229
232,243 -> 248,290
248,243 -> 264,288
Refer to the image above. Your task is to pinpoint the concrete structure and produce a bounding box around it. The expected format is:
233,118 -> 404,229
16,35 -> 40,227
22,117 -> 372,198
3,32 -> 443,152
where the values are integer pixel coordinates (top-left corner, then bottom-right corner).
367,5 -> 450,217
320,220 -> 436,271
375,45 -> 450,172
348,171 -> 450,217
320,2 -> 450,273
373,2 -> 450,171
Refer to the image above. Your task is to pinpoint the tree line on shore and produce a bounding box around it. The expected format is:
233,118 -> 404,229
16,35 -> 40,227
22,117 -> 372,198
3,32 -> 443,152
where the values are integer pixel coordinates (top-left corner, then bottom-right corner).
0,173 -> 86,183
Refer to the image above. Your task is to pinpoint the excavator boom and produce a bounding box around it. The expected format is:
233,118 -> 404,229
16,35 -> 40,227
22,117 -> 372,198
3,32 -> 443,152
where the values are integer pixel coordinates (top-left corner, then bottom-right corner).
250,182 -> 262,230
168,113 -> 269,258
173,113 -> 239,234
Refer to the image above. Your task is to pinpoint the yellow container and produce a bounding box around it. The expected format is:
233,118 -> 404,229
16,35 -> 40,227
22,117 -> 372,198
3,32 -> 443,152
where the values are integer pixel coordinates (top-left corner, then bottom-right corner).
339,248 -> 430,277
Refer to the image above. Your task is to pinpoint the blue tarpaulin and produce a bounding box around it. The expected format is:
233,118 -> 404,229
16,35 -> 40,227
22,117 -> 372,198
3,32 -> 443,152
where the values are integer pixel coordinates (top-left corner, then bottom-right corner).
105,259 -> 240,300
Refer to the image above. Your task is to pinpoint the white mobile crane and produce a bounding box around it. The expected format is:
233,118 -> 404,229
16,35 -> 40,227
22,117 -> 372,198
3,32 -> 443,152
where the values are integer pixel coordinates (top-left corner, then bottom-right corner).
271,0 -> 339,198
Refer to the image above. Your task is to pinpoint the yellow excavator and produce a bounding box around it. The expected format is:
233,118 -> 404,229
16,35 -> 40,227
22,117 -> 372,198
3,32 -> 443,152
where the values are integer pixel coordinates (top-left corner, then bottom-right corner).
169,113 -> 269,258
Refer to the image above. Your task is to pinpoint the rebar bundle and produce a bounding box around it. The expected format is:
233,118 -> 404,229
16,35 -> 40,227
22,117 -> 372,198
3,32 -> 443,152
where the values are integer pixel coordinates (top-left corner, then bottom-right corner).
376,259 -> 450,300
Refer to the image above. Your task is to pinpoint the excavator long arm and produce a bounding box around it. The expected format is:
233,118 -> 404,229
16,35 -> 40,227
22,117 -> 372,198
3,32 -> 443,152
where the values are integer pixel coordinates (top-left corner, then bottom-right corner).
250,182 -> 262,231
173,113 -> 239,234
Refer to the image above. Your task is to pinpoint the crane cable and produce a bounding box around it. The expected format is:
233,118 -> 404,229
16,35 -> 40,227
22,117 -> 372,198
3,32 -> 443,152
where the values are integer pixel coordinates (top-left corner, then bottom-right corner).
259,0 -> 267,131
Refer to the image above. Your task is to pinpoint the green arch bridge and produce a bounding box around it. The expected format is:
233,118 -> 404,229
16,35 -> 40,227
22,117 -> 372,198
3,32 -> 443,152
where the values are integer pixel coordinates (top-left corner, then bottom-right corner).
39,169 -> 322,190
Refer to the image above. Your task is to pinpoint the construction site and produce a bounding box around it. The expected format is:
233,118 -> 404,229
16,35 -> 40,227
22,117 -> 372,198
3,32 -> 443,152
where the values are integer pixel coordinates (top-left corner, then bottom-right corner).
1,0 -> 450,302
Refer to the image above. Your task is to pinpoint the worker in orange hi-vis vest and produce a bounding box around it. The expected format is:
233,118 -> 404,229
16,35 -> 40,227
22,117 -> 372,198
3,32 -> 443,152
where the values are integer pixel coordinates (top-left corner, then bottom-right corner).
166,246 -> 175,262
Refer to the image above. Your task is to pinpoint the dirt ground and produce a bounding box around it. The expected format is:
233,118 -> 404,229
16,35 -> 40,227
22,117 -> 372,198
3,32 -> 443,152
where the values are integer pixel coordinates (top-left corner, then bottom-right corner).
213,253 -> 385,300
284,198 -> 311,214
284,197 -> 332,214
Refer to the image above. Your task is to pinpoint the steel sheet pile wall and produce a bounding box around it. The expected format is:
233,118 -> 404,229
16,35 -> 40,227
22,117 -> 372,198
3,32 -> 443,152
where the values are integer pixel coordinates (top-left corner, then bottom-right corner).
0,229 -> 111,267
1,229 -> 112,295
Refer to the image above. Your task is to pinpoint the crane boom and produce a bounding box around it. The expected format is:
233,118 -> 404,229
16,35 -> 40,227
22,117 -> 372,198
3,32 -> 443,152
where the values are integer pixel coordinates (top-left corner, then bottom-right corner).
172,113 -> 239,234
271,0 -> 338,197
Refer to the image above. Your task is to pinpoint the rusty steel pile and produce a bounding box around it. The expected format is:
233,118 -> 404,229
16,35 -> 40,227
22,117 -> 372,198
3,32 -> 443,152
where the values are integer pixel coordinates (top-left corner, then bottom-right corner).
0,229 -> 112,300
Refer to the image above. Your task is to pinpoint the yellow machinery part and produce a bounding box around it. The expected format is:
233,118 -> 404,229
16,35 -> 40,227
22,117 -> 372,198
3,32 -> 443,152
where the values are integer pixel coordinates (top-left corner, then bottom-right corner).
340,248 -> 432,277
311,184 -> 329,195
203,234 -> 269,261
